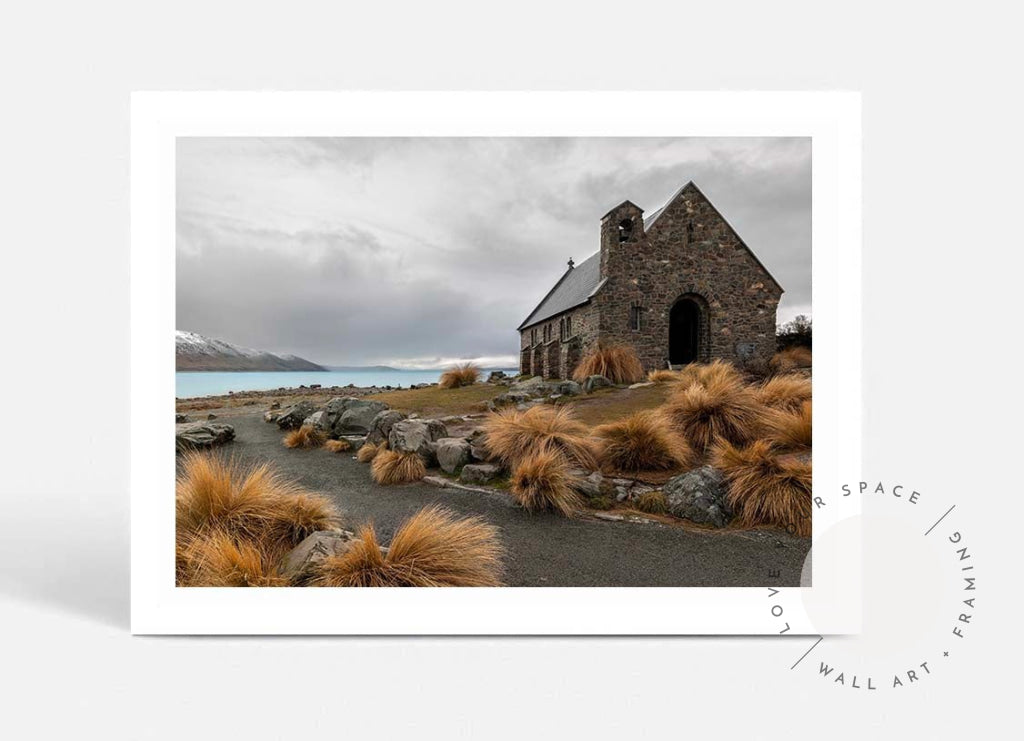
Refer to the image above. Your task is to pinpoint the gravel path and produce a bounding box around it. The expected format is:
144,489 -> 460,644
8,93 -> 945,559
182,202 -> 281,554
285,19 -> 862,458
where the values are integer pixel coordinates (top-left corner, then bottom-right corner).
225,413 -> 811,587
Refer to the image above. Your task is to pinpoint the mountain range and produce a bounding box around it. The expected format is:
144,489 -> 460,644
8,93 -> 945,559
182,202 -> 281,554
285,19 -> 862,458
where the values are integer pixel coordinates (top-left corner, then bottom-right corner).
176,331 -> 326,372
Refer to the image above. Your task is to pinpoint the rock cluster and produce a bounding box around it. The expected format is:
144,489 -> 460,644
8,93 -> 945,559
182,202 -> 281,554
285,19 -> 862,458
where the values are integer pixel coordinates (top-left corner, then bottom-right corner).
175,422 -> 235,452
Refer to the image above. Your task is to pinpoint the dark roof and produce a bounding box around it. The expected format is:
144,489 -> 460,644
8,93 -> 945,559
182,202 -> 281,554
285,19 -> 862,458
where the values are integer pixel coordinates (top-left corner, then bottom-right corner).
517,252 -> 604,330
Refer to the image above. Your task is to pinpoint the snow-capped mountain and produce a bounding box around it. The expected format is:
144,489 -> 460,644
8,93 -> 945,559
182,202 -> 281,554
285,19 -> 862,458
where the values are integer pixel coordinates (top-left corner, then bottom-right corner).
176,331 -> 326,372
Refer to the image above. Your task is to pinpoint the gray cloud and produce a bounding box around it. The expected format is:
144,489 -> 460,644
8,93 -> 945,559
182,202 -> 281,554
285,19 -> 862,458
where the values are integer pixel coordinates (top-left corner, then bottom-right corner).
177,137 -> 810,366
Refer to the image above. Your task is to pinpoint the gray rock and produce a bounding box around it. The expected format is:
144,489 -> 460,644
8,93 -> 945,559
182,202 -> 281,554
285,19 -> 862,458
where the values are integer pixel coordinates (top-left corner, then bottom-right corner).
175,413 -> 190,423
487,370 -> 509,383
389,418 -> 449,461
206,413 -> 217,420
551,380 -> 583,396
459,463 -> 501,485
269,401 -> 281,410
467,430 -> 490,462
435,437 -> 472,474
304,410 -> 332,431
365,409 -> 408,446
491,390 -> 534,408
509,375 -> 551,396
263,410 -> 279,423
663,466 -> 731,527
583,375 -> 612,393
575,471 -> 608,498
320,397 -> 390,435
279,530 -> 357,585
628,381 -> 655,389
176,422 -> 235,452
276,401 -> 316,430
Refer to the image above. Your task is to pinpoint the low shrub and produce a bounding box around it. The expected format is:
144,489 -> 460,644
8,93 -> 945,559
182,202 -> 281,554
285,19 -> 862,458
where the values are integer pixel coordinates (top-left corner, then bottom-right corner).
755,374 -> 812,413
764,401 -> 812,451
283,424 -> 326,449
439,363 -> 481,389
648,369 -> 685,383
314,505 -> 504,587
482,404 -> 597,469
594,411 -> 696,473
509,446 -> 583,517
712,439 -> 812,536
371,449 -> 427,485
180,530 -> 288,587
661,375 -> 767,454
571,343 -> 646,385
633,491 -> 668,515
323,439 -> 351,453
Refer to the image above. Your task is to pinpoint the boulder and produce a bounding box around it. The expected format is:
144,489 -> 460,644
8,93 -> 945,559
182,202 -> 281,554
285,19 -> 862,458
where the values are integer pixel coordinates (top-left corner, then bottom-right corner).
263,410 -> 279,423
583,375 -> 612,393
321,397 -> 390,435
551,380 -> 583,397
279,530 -> 357,585
509,376 -> 552,397
487,370 -> 509,384
175,413 -> 190,423
435,437 -> 472,474
206,413 -> 218,420
663,466 -> 731,527
269,401 -> 281,410
176,422 -> 235,452
335,400 -> 389,434
574,471 -> 609,499
492,390 -> 534,408
459,463 -> 501,485
304,410 -> 332,431
467,429 -> 490,462
388,418 -> 449,460
365,409 -> 408,446
276,401 -> 316,430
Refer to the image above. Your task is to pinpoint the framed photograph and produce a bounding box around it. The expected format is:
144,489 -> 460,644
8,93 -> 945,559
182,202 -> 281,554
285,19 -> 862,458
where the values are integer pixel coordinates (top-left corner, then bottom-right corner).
131,91 -> 861,634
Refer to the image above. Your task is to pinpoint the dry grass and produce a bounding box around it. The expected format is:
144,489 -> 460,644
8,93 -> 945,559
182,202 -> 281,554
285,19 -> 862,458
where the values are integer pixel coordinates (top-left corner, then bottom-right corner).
175,452 -> 340,586
482,404 -> 598,469
661,375 -> 767,455
571,343 -> 646,385
633,490 -> 669,515
370,449 -> 427,485
764,401 -> 812,451
180,530 -> 289,587
755,374 -> 812,413
283,424 -> 326,449
314,505 -> 504,587
323,438 -> 351,453
438,362 -> 481,389
712,440 -> 812,536
356,441 -> 382,462
770,346 -> 812,374
509,446 -> 583,516
648,369 -> 686,383
593,411 -> 696,473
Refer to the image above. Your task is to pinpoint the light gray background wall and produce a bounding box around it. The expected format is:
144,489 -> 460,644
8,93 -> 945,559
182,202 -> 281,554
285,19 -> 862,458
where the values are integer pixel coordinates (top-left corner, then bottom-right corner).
0,1 -> 1018,739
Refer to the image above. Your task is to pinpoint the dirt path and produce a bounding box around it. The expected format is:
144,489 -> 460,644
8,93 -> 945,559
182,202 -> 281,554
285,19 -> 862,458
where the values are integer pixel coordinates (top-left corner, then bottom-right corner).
223,412 -> 811,587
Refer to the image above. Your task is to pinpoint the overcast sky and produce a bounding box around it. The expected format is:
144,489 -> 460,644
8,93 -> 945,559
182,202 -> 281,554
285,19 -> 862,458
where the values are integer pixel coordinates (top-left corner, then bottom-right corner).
177,137 -> 810,368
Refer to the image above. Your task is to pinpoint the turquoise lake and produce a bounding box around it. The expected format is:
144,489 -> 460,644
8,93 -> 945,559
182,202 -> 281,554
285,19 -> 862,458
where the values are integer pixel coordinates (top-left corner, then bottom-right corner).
176,369 -> 518,398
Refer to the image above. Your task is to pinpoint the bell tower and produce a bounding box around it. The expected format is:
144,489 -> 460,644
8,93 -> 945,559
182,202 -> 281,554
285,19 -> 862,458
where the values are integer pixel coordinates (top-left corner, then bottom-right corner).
600,200 -> 645,279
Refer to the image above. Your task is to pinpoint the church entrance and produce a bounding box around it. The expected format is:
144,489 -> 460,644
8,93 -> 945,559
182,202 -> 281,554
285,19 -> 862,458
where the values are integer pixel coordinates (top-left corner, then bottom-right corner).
669,297 -> 704,365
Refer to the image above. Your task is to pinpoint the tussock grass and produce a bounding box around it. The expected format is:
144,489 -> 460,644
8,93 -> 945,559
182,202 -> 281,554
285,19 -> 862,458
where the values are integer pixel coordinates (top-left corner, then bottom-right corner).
175,452 -> 340,586
370,449 -> 427,485
593,411 -> 696,473
181,530 -> 288,587
712,440 -> 812,536
439,363 -> 481,389
661,375 -> 767,455
634,491 -> 669,515
323,439 -> 351,453
482,404 -> 597,469
648,369 -> 686,383
571,343 -> 646,385
755,374 -> 812,413
356,441 -> 382,462
764,401 -> 812,451
314,505 -> 504,587
509,446 -> 583,517
283,424 -> 326,449
770,346 -> 812,374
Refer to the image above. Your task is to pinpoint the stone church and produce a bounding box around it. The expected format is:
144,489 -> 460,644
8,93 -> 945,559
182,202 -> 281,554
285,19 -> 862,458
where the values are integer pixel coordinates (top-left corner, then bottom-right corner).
517,181 -> 783,379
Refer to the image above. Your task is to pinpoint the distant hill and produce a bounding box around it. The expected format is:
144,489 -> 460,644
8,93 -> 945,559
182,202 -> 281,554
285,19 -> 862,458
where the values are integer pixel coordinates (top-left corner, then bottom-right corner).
176,330 -> 326,372
324,365 -> 400,372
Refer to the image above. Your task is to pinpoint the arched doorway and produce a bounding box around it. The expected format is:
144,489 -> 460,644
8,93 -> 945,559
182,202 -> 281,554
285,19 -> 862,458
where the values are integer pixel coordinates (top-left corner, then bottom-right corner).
669,296 -> 704,365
